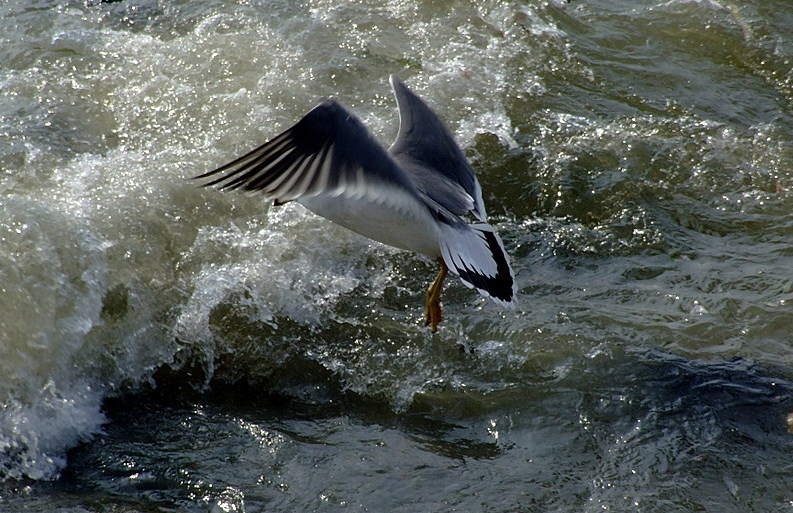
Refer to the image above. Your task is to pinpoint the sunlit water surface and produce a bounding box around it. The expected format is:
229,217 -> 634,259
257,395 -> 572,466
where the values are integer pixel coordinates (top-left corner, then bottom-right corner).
1,0 -> 792,511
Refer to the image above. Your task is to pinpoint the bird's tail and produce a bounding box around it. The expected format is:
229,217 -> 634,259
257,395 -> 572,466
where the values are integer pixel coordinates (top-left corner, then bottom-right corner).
438,223 -> 516,306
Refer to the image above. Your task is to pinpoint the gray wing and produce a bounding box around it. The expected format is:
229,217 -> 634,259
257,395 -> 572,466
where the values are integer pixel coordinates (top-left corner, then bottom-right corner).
196,99 -> 421,204
388,75 -> 487,221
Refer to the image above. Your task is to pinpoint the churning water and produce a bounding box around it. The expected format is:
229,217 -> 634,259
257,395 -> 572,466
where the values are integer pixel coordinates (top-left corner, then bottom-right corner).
1,0 -> 792,511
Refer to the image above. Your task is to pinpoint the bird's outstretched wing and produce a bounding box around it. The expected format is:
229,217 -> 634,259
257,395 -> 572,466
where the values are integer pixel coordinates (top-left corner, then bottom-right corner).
388,75 -> 487,221
195,99 -> 420,205
388,76 -> 515,305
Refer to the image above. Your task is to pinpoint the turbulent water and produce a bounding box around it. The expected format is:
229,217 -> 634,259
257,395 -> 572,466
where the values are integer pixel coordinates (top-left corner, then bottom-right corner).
1,0 -> 792,511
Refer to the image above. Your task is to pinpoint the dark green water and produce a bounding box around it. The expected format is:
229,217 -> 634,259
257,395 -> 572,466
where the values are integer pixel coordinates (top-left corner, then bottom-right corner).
1,0 -> 792,511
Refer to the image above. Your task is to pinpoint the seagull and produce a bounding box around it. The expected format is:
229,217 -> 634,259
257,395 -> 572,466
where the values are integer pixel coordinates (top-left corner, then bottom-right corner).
195,75 -> 515,332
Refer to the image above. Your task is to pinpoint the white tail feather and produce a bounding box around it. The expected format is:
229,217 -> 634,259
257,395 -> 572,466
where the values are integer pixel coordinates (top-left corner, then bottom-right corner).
438,223 -> 516,306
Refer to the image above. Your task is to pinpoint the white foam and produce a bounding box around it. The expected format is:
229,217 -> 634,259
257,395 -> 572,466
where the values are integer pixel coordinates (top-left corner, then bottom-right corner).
0,382 -> 105,481
0,196 -> 109,480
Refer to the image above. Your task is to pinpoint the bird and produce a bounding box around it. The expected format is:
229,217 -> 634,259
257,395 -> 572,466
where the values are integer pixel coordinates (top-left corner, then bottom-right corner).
195,75 -> 515,332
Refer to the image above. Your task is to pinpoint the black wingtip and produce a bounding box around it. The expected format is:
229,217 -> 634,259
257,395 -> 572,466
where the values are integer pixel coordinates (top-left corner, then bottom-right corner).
478,229 -> 515,304
192,167 -> 222,183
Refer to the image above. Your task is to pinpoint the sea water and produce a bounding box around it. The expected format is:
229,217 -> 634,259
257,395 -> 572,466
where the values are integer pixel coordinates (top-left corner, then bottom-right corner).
1,0 -> 792,511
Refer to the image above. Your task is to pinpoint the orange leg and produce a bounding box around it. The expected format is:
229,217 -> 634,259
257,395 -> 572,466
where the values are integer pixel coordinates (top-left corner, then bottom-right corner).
425,257 -> 448,333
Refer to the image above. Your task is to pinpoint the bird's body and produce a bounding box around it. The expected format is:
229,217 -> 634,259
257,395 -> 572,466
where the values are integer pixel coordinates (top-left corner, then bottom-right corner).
197,75 -> 515,331
299,192 -> 441,256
